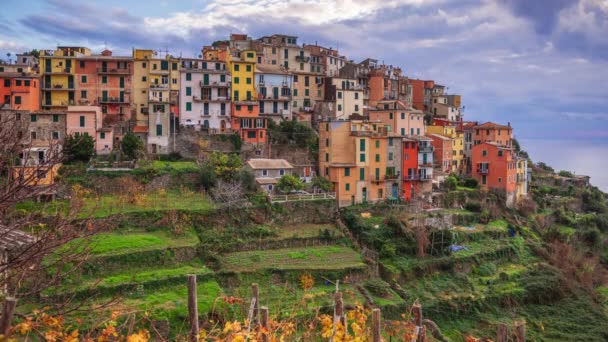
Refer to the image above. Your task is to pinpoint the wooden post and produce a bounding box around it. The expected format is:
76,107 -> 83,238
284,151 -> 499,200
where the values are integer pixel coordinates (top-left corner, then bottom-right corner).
0,297 -> 17,338
260,306 -> 269,342
515,321 -> 526,342
412,302 -> 424,342
252,283 -> 259,326
497,323 -> 508,342
187,275 -> 199,342
335,291 -> 346,329
372,308 -> 381,342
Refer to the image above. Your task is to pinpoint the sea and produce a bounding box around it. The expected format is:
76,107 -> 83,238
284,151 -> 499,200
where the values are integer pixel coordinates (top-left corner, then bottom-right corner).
519,138 -> 608,193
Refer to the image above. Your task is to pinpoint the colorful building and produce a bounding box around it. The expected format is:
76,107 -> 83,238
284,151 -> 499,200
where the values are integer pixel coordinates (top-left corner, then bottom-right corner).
472,142 -> 518,207
428,133 -> 453,174
426,124 -> 464,173
0,71 -> 40,111
473,122 -> 513,147
255,64 -> 293,121
180,58 -> 231,131
516,157 -> 529,203
320,120 -> 401,207
66,106 -> 113,155
40,47 -> 91,110
23,110 -> 67,147
75,49 -> 133,124
228,50 -> 266,144
132,49 -> 180,153
322,78 -> 363,120
368,101 -> 425,137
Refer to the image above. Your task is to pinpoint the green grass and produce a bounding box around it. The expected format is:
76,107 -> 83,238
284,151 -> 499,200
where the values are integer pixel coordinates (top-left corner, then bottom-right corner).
80,190 -> 213,218
87,263 -> 211,288
64,229 -> 199,257
147,160 -> 199,171
487,219 -> 509,229
221,246 -> 365,272
274,224 -> 341,239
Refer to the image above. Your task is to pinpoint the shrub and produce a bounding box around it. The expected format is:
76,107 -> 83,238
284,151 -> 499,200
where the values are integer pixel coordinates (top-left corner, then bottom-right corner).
475,262 -> 497,276
121,132 -> 144,160
445,175 -> 458,190
159,152 -> 183,161
312,176 -> 332,192
463,178 -> 478,188
464,201 -> 482,212
595,213 -> 608,232
64,134 -> 95,163
558,170 -> 574,178
380,242 -> 397,258
277,175 -> 304,193
522,264 -> 567,304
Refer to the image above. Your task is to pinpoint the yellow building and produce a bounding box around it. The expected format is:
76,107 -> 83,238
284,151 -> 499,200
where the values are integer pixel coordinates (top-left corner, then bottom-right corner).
515,157 -> 529,202
426,125 -> 464,173
226,49 -> 257,102
132,49 -> 180,153
40,47 -> 91,110
320,120 -> 399,207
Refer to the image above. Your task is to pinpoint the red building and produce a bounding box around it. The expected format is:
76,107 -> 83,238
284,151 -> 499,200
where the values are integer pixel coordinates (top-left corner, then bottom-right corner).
471,142 -> 518,206
402,138 -> 419,201
473,122 -> 512,147
231,101 -> 267,144
428,133 -> 453,174
0,72 -> 40,111
409,79 -> 434,112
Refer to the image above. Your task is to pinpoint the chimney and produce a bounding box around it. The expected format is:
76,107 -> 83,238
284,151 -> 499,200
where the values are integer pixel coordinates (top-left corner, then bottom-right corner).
508,122 -> 511,127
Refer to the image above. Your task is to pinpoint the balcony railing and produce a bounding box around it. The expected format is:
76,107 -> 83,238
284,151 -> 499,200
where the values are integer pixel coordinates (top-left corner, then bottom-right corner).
477,168 -> 489,175
419,174 -> 433,181
150,84 -> 169,90
295,56 -> 310,62
403,174 -> 419,181
200,81 -> 231,87
98,97 -> 128,104
419,145 -> 434,153
97,67 -> 131,74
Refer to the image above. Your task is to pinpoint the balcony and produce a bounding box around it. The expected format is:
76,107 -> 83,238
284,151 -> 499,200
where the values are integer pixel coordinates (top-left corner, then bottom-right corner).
150,83 -> 169,90
47,68 -> 72,74
97,67 -> 131,75
42,83 -> 74,90
403,174 -> 419,181
385,172 -> 400,180
98,96 -> 129,104
200,81 -> 231,88
150,68 -> 170,75
419,145 -> 434,153
295,56 -> 310,63
477,168 -> 489,175
419,174 -> 433,181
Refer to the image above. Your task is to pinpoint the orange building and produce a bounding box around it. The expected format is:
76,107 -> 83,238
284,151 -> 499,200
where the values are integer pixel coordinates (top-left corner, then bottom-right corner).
230,103 -> 267,144
368,101 -> 425,137
409,79 -> 434,112
75,50 -> 133,123
473,122 -> 513,147
0,72 -> 40,111
428,133 -> 453,174
472,142 -> 518,207
320,120 -> 400,207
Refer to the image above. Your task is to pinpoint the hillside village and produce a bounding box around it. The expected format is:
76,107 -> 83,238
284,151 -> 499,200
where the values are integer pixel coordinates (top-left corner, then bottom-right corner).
1,33 -> 608,341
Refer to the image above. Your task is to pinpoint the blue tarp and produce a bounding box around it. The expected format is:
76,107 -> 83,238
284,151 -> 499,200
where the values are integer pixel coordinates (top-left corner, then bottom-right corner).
449,244 -> 468,252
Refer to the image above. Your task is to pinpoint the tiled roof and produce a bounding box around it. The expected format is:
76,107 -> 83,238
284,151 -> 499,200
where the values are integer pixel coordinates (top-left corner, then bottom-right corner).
247,158 -> 293,169
133,125 -> 149,133
474,122 -> 511,129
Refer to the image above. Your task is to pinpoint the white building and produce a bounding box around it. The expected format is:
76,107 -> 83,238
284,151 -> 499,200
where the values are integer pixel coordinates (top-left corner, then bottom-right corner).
246,158 -> 294,193
255,64 -> 293,122
332,78 -> 364,120
180,58 -> 231,132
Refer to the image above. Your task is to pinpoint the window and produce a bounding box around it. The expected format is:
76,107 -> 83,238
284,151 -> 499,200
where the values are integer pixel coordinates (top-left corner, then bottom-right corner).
186,102 -> 192,111
4,79 -> 10,87
498,177 -> 502,183
172,78 -> 177,84
389,152 -> 393,161
346,183 -> 350,191
401,128 -> 405,136
375,154 -> 380,162
262,169 -> 268,176
293,89 -> 298,96
52,131 -> 59,139
389,112 -> 393,119
345,168 -> 350,176
360,153 -> 365,162
246,65 -> 252,72
79,115 -> 85,127
234,77 -> 239,84
337,104 -> 342,111
389,138 -> 393,146
80,61 -> 85,68
14,96 -> 21,104
30,131 -> 36,140
246,52 -> 254,58
498,150 -> 503,157
337,91 -> 342,99
100,132 -> 106,139
102,76 -> 107,84
24,80 -> 30,86
142,76 -> 147,82
81,75 -> 87,83
246,78 -> 252,84
359,168 -> 365,181
186,87 -> 192,96
234,65 -> 240,71
355,92 -> 359,99
30,114 -> 37,122
305,89 -> 309,96
360,139 -> 365,151
156,124 -> 162,136
186,73 -> 191,81
375,140 -> 380,148
53,114 -> 59,122
325,153 -> 329,162
81,90 -> 87,99
279,169 -> 285,176
482,150 -> 487,157
15,80 -> 22,86
142,62 -> 147,68
172,62 -> 177,70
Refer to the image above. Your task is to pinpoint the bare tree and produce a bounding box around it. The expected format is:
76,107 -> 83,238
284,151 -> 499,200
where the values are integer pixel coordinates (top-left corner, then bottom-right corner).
0,110 -> 101,304
211,180 -> 247,209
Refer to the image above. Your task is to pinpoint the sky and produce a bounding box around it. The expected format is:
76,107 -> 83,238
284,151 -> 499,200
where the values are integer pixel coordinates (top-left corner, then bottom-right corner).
1,0 -> 608,185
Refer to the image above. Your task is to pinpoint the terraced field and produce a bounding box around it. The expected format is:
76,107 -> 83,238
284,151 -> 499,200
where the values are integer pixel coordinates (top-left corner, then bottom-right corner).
220,246 -> 365,272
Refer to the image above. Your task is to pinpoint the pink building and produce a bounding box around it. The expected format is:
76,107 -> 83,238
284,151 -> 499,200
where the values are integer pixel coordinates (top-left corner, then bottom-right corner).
67,106 -> 114,155
368,101 -> 425,137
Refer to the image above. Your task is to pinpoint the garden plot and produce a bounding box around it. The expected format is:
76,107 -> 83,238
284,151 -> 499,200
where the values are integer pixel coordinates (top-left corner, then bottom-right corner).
220,246 -> 365,272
